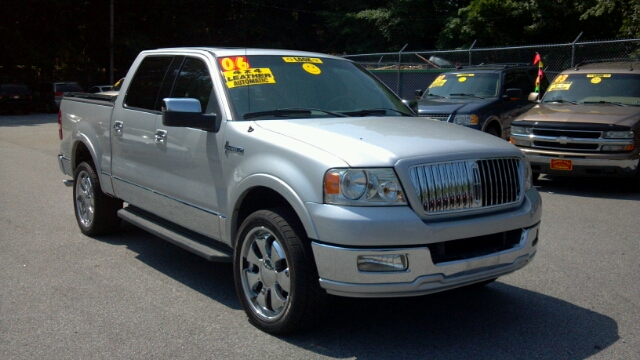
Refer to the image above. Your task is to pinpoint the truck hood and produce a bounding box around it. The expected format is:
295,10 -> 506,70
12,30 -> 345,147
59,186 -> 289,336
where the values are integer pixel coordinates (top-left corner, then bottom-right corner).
416,97 -> 494,116
255,116 -> 519,167
518,103 -> 640,127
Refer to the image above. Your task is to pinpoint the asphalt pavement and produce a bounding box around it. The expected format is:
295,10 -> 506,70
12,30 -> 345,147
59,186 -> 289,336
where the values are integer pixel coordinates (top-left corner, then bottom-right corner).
1,113 -> 638,359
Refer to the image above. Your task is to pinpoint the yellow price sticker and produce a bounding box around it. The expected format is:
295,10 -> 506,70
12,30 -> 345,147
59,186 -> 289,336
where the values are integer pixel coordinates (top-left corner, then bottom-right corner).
283,57 -> 323,63
586,74 -> 611,78
224,68 -> 276,88
548,82 -> 572,91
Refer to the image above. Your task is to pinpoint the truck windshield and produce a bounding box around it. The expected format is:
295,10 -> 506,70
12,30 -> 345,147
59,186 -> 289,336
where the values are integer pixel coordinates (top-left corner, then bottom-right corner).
543,73 -> 640,106
219,55 -> 409,119
423,73 -> 500,99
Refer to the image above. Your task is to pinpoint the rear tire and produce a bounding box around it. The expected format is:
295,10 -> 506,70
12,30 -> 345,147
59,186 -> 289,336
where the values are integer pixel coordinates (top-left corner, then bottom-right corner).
234,209 -> 328,334
73,162 -> 123,236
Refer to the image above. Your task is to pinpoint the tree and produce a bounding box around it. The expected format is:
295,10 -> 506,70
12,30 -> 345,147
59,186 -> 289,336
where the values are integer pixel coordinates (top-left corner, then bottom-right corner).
436,0 -> 625,49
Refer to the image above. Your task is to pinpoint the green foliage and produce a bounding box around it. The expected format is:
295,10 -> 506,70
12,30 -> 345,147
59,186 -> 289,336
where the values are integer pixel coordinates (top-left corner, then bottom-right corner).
0,0 -> 636,88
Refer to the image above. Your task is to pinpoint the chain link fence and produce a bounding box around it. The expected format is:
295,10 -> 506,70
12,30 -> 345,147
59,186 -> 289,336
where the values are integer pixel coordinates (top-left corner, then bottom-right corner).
344,36 -> 640,100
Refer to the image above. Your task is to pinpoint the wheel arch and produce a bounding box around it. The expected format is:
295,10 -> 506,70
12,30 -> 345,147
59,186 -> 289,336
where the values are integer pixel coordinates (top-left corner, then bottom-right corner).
481,116 -> 503,137
227,174 -> 318,248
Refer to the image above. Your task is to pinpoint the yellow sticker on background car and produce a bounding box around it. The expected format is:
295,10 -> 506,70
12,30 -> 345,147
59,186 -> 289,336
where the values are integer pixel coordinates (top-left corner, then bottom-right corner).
553,75 -> 569,83
429,79 -> 447,89
302,63 -> 321,75
283,57 -> 323,63
586,74 -> 611,78
591,77 -> 602,84
224,68 -> 276,88
548,82 -> 572,91
456,74 -> 475,77
458,77 -> 467,82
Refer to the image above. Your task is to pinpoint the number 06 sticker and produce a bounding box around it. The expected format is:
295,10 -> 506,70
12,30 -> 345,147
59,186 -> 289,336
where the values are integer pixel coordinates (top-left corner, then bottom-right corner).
219,56 -> 250,71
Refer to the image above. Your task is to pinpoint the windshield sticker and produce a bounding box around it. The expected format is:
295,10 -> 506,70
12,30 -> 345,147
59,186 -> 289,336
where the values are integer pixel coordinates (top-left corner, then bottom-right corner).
591,77 -> 602,84
548,82 -> 572,91
586,74 -> 611,78
224,68 -> 275,88
283,57 -> 323,64
456,74 -> 475,77
219,56 -> 250,71
302,63 -> 321,75
458,77 -> 468,82
429,75 -> 447,88
553,75 -> 569,83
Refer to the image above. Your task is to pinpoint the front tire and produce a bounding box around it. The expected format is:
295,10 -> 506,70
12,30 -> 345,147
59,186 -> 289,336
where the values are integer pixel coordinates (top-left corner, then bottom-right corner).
73,162 -> 122,236
234,209 -> 328,334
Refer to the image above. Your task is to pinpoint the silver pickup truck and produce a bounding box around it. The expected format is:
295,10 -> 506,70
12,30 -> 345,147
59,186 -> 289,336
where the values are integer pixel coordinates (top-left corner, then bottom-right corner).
58,47 -> 542,334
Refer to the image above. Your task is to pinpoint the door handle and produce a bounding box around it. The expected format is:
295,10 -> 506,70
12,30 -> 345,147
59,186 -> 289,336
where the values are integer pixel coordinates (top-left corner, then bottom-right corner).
155,130 -> 167,144
113,121 -> 123,136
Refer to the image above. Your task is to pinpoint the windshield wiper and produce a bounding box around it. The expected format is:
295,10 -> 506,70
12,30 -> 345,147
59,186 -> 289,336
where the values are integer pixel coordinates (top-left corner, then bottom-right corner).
543,99 -> 579,105
425,93 -> 446,99
243,108 -> 347,120
582,101 -> 627,107
340,108 -> 414,117
449,93 -> 484,99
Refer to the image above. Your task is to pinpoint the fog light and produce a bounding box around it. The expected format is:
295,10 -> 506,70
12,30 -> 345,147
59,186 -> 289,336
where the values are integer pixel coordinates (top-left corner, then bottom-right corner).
357,254 -> 408,272
602,144 -> 635,152
510,138 -> 531,147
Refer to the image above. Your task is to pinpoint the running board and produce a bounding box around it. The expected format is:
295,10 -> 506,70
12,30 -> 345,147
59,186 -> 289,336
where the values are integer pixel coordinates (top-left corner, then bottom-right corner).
117,206 -> 233,262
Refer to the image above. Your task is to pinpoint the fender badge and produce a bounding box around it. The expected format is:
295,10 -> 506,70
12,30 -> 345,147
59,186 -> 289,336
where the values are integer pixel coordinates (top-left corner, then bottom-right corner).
224,141 -> 244,155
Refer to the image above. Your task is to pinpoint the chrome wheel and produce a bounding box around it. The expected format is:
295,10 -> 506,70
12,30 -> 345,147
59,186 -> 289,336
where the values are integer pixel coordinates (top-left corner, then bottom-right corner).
75,169 -> 95,228
239,226 -> 291,321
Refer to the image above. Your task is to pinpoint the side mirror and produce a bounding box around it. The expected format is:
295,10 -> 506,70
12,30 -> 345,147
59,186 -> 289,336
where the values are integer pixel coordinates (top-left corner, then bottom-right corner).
415,89 -> 424,99
503,88 -> 523,101
528,92 -> 541,102
402,99 -> 418,114
162,98 -> 220,132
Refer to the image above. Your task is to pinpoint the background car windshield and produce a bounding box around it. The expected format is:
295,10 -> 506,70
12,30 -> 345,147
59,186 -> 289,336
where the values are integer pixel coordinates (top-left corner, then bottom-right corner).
221,56 -> 406,119
424,73 -> 500,98
57,83 -> 83,92
543,73 -> 640,105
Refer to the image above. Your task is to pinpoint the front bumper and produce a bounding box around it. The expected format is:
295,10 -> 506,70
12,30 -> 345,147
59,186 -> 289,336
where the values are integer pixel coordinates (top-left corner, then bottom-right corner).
520,148 -> 639,177
312,222 -> 539,298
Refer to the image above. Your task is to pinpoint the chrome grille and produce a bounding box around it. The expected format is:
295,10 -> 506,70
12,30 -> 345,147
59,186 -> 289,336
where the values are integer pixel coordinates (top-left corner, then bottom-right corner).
409,158 -> 522,214
418,113 -> 450,121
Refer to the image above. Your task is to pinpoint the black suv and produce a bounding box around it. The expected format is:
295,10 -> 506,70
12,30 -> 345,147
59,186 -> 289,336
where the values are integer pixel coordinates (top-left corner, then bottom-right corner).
415,64 -> 548,139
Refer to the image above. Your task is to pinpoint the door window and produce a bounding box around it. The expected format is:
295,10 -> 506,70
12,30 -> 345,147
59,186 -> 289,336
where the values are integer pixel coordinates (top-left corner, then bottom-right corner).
125,56 -> 174,111
171,57 -> 216,113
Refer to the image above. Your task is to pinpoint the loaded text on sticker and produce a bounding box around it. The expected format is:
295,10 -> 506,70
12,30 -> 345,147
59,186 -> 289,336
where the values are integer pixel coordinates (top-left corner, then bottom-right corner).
548,82 -> 572,91
586,74 -> 611,78
224,68 -> 276,89
553,75 -> 569,83
302,63 -> 321,75
550,159 -> 572,171
219,56 -> 250,71
456,74 -> 475,77
283,57 -> 323,63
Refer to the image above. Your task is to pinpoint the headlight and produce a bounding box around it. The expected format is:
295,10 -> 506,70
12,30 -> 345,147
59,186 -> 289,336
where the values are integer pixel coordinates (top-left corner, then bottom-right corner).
604,130 -> 634,139
324,168 -> 406,205
523,157 -> 533,190
452,114 -> 479,125
511,125 -> 532,135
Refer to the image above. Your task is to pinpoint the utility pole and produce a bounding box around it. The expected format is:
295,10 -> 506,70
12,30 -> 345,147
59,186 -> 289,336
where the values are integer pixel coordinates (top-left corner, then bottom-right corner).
110,0 -> 114,84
